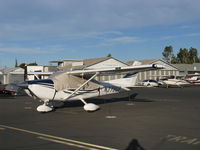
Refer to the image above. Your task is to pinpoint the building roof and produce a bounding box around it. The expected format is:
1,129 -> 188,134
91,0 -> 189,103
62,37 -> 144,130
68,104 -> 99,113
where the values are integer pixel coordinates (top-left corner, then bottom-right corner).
173,63 -> 200,72
61,57 -> 128,70
49,59 -> 82,63
127,59 -> 159,65
83,57 -> 111,67
127,59 -> 179,70
0,67 -> 24,74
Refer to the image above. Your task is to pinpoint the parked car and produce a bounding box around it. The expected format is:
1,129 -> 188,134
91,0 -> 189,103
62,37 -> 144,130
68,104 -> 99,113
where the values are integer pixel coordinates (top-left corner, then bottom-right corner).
5,83 -> 25,95
140,80 -> 159,87
0,88 -> 13,96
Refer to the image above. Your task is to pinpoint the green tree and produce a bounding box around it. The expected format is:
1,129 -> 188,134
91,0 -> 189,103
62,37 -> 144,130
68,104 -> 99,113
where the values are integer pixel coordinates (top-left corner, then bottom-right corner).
15,59 -> 18,67
189,47 -> 199,63
19,63 -> 26,69
177,48 -> 190,63
19,62 -> 38,69
171,54 -> 179,64
107,53 -> 112,57
162,46 -> 173,63
28,62 -> 38,66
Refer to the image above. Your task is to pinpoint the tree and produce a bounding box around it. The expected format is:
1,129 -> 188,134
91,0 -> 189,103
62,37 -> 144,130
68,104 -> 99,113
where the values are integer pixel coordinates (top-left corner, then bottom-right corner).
19,63 -> 26,69
177,48 -> 190,63
19,62 -> 38,69
28,62 -> 38,66
171,54 -> 179,64
162,46 -> 173,63
162,46 -> 200,64
107,53 -> 112,57
189,47 -> 199,63
15,59 -> 18,67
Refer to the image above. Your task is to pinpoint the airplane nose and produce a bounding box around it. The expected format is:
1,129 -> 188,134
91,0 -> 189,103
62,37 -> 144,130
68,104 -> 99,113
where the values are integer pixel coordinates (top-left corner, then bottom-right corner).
18,81 -> 28,89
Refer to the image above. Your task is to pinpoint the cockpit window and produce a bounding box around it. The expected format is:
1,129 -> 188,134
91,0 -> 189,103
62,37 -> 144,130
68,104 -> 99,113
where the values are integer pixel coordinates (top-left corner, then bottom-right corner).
27,79 -> 54,85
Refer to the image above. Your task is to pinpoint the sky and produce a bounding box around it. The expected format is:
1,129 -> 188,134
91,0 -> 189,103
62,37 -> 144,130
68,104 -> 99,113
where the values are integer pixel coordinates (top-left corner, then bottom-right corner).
0,0 -> 200,68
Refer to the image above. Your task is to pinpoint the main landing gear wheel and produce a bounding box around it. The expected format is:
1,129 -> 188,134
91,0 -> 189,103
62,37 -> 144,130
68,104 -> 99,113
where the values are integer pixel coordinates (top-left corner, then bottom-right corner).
79,98 -> 100,112
84,103 -> 100,112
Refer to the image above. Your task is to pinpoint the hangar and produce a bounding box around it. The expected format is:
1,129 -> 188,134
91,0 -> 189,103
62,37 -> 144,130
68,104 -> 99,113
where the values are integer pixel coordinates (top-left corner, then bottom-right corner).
0,66 -> 57,85
173,63 -> 200,76
127,59 -> 179,82
0,57 -> 191,86
0,67 -> 24,85
50,57 -> 129,81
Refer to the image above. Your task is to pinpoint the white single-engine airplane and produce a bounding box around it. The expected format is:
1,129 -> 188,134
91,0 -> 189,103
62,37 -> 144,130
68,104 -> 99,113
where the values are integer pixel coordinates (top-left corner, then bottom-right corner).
185,73 -> 200,85
159,75 -> 191,88
19,64 -> 164,113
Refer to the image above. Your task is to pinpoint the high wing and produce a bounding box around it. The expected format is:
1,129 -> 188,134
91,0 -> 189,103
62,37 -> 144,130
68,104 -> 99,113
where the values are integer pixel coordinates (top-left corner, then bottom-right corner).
49,64 -> 164,92
10,72 -> 53,75
57,64 -> 164,76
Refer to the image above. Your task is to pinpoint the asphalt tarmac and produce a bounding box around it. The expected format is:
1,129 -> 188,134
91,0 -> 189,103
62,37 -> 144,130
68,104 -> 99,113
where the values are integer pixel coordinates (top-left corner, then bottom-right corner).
0,86 -> 200,150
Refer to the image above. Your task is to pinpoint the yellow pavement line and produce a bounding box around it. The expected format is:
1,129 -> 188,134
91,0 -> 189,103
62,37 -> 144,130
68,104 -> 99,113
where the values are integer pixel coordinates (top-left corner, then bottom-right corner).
38,136 -> 99,150
0,127 -> 5,130
0,124 -> 117,150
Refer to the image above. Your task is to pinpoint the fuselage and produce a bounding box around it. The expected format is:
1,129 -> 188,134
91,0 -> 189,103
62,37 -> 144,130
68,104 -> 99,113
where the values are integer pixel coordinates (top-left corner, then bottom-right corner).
23,79 -> 126,102
161,78 -> 190,86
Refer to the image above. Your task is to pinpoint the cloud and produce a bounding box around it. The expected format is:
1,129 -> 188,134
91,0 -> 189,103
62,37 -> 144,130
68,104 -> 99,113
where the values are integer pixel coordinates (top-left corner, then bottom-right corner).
179,25 -> 194,29
0,0 -> 200,41
158,32 -> 200,41
102,36 -> 141,45
0,47 -> 46,54
185,33 -> 200,37
0,46 -> 64,54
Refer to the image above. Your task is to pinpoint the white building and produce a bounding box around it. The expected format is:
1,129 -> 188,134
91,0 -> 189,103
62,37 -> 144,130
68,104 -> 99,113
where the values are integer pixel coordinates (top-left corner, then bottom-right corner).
0,57 -> 180,85
26,66 -> 58,80
0,67 -> 24,84
127,59 -> 179,81
50,57 -> 129,81
0,66 -> 58,85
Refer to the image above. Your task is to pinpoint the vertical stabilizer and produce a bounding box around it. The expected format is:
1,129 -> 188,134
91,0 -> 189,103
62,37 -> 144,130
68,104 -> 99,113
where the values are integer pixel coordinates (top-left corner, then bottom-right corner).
105,72 -> 138,88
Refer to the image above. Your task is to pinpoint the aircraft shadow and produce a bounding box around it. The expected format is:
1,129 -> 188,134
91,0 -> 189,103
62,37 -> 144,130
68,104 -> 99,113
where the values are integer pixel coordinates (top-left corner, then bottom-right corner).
61,93 -> 153,108
0,95 -> 15,99
125,139 -> 146,150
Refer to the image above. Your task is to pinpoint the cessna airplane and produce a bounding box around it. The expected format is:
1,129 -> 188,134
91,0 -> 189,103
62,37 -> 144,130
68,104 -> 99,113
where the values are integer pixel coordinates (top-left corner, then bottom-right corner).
185,73 -> 200,85
19,64 -> 164,113
159,75 -> 191,88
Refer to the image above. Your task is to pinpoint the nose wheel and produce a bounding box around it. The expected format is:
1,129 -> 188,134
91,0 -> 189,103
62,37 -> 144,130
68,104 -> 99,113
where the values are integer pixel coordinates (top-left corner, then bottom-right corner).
36,100 -> 65,112
37,104 -> 53,112
37,100 -> 53,112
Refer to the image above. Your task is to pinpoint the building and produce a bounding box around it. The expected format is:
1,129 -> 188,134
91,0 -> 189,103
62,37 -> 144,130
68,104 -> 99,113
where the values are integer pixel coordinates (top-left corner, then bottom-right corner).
0,66 -> 58,85
173,63 -> 200,76
0,67 -> 24,84
50,57 -> 129,81
0,57 -> 183,85
127,59 -> 179,81
50,57 -> 180,82
25,66 -> 58,80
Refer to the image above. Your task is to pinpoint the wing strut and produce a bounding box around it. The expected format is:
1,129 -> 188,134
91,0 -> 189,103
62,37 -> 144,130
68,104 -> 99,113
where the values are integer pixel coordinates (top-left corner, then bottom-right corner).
64,72 -> 99,100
